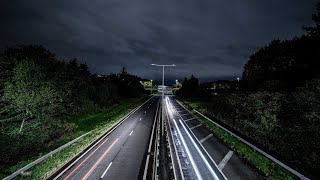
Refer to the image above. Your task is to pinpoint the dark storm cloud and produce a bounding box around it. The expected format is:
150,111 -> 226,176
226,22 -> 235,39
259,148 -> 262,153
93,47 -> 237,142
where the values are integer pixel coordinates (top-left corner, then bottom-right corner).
0,0 -> 316,81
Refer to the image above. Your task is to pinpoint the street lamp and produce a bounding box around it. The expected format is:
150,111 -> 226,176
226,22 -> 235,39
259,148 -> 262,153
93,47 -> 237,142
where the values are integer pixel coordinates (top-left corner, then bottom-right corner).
150,64 -> 176,97
151,79 -> 153,95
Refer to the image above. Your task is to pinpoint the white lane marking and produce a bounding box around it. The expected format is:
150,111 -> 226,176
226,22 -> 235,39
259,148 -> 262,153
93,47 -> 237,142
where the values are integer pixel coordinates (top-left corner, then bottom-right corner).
184,117 -> 196,122
53,96 -> 154,180
200,133 -> 213,143
82,138 -> 118,180
100,162 -> 113,179
139,118 -> 142,121
129,130 -> 133,136
175,99 -> 228,180
145,111 -> 146,113
218,151 -> 234,170
143,101 -> 160,180
190,124 -> 202,130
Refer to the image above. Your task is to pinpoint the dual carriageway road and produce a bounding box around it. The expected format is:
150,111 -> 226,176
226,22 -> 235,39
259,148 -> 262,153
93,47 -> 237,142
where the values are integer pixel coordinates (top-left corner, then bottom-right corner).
51,95 -> 262,180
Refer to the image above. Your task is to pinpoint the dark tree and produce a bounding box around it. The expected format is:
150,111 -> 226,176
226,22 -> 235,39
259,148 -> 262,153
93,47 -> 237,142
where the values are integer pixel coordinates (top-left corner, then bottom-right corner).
303,2 -> 320,38
242,2 -> 320,92
176,75 -> 200,98
107,67 -> 145,98
0,46 -> 145,166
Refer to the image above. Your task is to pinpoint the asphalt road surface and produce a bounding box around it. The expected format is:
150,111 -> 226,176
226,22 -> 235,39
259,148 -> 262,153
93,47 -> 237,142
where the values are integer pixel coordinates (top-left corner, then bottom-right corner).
53,95 -> 263,180
53,96 -> 160,180
165,96 -> 226,180
166,96 -> 263,180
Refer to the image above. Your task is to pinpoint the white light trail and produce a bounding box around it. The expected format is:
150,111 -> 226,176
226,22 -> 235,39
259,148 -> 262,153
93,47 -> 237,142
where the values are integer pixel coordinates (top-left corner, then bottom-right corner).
173,119 -> 203,180
179,120 -> 220,180
166,96 -> 222,180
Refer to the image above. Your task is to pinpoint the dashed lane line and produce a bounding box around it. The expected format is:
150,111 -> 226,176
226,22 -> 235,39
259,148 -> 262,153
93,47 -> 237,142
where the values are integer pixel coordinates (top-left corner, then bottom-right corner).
81,138 -> 118,180
200,134 -> 213,143
100,162 -> 113,179
218,151 -> 234,170
184,117 -> 196,122
190,124 -> 202,130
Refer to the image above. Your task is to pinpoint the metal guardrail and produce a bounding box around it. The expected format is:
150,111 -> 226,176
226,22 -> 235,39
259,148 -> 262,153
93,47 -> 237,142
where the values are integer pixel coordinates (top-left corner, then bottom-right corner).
173,100 -> 227,180
3,131 -> 91,180
154,108 -> 160,180
51,96 -> 154,180
163,109 -> 177,180
142,100 -> 160,180
177,100 -> 309,180
164,99 -> 185,180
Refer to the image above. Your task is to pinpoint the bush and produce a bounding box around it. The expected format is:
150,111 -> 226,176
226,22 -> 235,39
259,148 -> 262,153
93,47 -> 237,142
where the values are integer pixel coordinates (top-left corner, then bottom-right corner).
0,60 -> 66,165
0,45 -> 145,168
184,81 -> 320,177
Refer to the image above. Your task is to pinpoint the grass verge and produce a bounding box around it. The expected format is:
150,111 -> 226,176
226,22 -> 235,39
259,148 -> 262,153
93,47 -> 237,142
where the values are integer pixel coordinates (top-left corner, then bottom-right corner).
0,96 -> 149,180
179,99 -> 298,180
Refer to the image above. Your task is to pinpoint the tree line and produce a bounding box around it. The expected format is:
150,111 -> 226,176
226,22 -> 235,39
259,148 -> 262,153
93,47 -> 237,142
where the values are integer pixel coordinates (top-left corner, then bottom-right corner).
0,45 -> 145,166
242,3 -> 320,91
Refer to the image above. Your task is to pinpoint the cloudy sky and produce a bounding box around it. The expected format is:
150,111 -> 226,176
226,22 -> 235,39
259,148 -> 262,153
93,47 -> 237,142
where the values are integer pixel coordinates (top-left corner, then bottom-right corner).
0,0 -> 316,82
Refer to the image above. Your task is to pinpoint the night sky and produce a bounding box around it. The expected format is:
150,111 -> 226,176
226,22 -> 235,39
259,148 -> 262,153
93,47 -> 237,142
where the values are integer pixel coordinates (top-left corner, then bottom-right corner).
0,0 -> 316,82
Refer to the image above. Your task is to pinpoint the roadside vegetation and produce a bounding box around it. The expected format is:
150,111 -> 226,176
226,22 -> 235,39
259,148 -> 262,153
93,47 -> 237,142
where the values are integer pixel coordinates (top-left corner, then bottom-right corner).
180,100 -> 297,180
0,96 -> 147,179
0,45 -> 147,178
176,3 -> 320,179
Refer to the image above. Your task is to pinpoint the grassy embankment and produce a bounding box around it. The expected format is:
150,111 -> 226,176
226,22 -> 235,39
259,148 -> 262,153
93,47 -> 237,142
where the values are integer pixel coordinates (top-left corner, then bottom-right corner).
0,96 -> 149,180
179,99 -> 298,180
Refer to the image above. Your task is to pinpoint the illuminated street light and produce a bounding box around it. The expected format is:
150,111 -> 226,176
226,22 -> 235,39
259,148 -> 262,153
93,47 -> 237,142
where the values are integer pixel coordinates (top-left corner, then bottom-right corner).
151,80 -> 153,95
150,64 -> 176,97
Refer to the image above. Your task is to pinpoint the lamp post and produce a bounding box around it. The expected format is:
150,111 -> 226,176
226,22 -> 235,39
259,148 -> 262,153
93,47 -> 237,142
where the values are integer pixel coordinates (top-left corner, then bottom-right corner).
236,77 -> 240,90
151,79 -> 153,95
174,79 -> 178,95
150,64 -> 176,97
